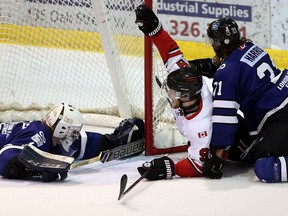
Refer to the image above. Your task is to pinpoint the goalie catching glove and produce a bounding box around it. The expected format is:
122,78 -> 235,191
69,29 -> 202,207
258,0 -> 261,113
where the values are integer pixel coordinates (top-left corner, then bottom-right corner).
135,4 -> 162,36
137,156 -> 175,180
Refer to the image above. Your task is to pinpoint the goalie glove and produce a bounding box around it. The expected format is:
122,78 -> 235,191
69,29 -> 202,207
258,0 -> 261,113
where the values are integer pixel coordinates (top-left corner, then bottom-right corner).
188,58 -> 219,78
135,4 -> 162,36
137,156 -> 175,180
18,144 -> 74,182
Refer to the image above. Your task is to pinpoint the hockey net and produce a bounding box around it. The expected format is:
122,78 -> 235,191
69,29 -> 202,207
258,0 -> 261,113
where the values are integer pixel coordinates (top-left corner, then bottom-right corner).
0,0 -> 188,155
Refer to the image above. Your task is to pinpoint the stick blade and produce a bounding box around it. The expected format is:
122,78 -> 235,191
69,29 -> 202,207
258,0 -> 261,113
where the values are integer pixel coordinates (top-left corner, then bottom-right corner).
118,174 -> 128,200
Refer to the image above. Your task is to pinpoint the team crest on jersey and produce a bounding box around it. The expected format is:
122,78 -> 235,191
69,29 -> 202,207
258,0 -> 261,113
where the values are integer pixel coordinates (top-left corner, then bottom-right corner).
31,131 -> 46,147
198,131 -> 207,138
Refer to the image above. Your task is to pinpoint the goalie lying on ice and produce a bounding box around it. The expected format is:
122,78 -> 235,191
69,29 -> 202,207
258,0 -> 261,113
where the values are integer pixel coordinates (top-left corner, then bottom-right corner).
0,103 -> 144,182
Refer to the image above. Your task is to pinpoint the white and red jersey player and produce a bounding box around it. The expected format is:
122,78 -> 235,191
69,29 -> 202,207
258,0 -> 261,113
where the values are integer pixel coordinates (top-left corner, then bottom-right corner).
151,28 -> 213,177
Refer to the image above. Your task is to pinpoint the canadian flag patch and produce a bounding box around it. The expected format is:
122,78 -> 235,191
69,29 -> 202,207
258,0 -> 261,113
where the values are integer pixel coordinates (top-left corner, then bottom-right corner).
198,131 -> 207,138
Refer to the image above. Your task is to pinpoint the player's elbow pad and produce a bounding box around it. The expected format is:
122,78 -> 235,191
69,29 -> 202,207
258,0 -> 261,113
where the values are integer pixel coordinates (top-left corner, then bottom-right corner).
254,156 -> 288,183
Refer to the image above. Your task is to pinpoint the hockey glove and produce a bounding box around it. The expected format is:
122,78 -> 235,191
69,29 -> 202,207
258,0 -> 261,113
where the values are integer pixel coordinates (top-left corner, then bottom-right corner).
105,117 -> 145,147
188,58 -> 218,78
137,156 -> 175,180
203,149 -> 225,179
135,4 -> 162,36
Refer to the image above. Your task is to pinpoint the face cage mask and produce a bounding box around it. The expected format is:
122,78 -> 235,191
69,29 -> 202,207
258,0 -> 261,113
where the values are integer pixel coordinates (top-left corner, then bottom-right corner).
161,79 -> 201,115
161,79 -> 181,100
56,126 -> 82,156
161,79 -> 201,100
66,126 -> 82,141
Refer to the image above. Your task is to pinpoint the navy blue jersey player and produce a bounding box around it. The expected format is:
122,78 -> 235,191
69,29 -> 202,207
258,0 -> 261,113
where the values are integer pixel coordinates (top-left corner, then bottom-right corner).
202,18 -> 288,182
0,103 -> 144,182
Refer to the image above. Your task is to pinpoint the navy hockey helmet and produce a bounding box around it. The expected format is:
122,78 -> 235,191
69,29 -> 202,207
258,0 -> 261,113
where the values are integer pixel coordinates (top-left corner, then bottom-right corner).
207,17 -> 240,47
167,67 -> 202,99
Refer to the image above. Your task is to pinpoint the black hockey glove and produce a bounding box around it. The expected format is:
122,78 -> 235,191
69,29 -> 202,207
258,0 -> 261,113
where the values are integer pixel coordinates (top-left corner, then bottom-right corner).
188,58 -> 218,78
106,117 -> 145,146
5,157 -> 68,182
135,4 -> 162,36
18,144 -> 73,182
203,149 -> 225,179
137,156 -> 175,180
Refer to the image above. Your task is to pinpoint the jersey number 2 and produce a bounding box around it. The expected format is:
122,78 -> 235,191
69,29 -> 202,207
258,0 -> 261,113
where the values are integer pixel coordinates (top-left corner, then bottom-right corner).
213,62 -> 276,96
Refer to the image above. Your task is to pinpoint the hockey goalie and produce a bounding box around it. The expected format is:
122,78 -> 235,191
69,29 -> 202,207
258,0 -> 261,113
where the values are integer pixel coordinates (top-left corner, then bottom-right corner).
0,103 -> 144,182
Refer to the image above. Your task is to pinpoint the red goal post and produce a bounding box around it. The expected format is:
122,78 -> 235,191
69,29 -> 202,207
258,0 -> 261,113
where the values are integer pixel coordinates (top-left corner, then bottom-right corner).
144,0 -> 188,155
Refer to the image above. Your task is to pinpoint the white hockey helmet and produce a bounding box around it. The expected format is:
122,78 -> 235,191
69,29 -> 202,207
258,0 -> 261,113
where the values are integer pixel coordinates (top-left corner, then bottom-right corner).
46,103 -> 83,141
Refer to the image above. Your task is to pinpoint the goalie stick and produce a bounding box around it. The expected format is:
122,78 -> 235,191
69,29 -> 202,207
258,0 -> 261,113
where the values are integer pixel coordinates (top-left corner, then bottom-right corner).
70,138 -> 145,169
19,139 -> 145,173
118,169 -> 151,201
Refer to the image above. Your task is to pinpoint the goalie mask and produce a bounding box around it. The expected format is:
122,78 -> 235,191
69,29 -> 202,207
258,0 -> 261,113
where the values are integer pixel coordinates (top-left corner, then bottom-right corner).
46,103 -> 83,142
163,67 -> 203,115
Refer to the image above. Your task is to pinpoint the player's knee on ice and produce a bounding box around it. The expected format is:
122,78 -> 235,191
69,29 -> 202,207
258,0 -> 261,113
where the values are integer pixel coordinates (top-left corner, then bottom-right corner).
254,156 -> 288,183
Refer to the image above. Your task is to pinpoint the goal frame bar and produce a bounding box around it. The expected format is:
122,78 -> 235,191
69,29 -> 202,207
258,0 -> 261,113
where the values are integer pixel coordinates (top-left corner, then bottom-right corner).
144,0 -> 189,155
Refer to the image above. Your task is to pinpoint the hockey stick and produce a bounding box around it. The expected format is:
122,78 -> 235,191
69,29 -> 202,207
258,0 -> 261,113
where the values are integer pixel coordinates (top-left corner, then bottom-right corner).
118,169 -> 151,201
70,138 -> 145,170
19,139 -> 145,172
153,76 -> 172,127
155,75 -> 172,107
69,154 -> 102,170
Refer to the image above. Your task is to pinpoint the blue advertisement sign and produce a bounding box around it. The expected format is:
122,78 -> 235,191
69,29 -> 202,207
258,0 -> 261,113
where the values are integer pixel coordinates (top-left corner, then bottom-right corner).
157,0 -> 252,22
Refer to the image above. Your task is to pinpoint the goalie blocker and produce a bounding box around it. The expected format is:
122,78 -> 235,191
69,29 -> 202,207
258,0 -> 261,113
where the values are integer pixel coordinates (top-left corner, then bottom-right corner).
18,143 -> 75,182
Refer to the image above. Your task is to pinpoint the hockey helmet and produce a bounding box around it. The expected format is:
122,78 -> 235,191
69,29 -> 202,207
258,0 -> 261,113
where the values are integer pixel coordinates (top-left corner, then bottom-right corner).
46,103 -> 83,141
206,17 -> 240,47
166,67 -> 202,100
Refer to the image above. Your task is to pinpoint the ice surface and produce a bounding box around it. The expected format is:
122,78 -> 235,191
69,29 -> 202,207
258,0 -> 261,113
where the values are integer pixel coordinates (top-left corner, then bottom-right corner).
1,125 -> 287,216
